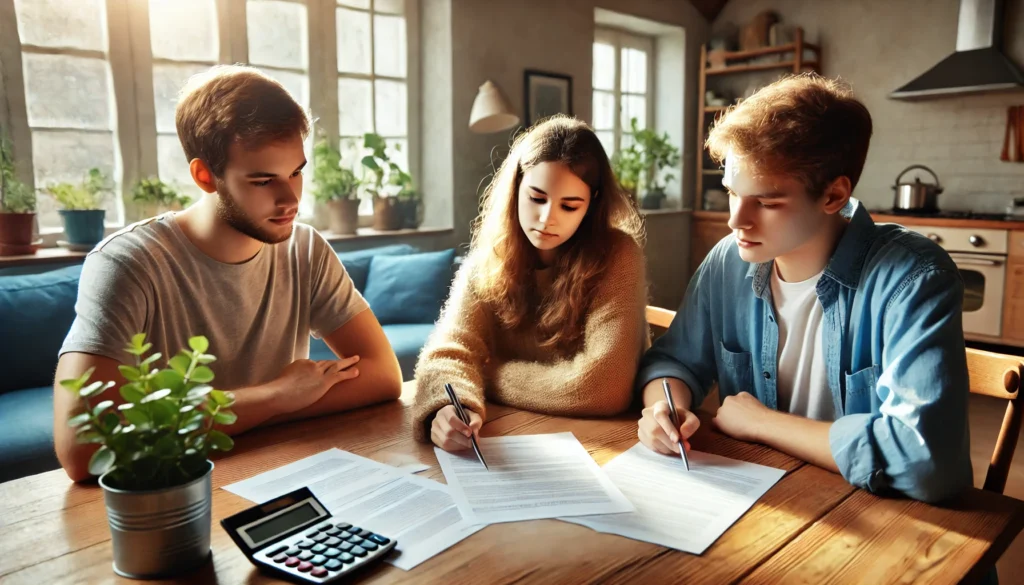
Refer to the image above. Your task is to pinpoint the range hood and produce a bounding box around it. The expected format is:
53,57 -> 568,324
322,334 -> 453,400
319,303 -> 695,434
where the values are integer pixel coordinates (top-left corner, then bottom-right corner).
890,0 -> 1024,99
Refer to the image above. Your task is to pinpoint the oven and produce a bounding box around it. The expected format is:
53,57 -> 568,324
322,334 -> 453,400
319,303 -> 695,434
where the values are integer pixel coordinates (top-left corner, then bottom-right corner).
906,226 -> 1008,338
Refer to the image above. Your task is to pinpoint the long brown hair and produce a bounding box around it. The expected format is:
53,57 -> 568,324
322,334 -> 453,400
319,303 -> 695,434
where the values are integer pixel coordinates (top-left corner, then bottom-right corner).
467,115 -> 644,353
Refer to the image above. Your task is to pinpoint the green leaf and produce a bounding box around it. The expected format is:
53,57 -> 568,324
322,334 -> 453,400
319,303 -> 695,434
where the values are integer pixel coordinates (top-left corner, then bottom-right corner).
151,370 -> 185,395
361,155 -> 381,172
186,385 -> 213,401
154,434 -> 178,457
139,352 -> 162,368
121,405 -> 150,427
119,424 -> 136,434
118,365 -> 140,382
101,412 -> 120,433
141,388 -> 172,403
178,420 -> 203,435
207,430 -> 234,452
169,354 -> 191,375
190,366 -> 214,384
147,400 -> 177,426
93,400 -> 114,417
210,389 -> 234,407
81,380 -> 114,398
76,428 -> 103,444
214,410 -> 238,425
179,404 -> 195,414
88,446 -> 115,476
131,333 -> 146,348
59,367 -> 94,394
67,412 -> 91,427
188,336 -> 209,354
196,354 -> 217,364
119,383 -> 145,403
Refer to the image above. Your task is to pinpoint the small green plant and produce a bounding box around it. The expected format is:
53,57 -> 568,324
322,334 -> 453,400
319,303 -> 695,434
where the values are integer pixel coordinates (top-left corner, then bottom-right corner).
611,144 -> 645,196
0,129 -> 35,213
61,333 -> 237,491
47,168 -> 111,210
628,117 -> 682,195
312,139 -> 361,202
361,132 -> 417,200
131,177 -> 192,208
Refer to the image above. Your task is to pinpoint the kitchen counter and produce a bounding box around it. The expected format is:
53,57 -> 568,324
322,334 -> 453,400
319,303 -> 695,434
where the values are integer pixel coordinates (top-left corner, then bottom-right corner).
870,212 -> 1024,231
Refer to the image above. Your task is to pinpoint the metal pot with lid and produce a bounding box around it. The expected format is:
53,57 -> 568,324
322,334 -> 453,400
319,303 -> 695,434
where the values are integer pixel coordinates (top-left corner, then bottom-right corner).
893,164 -> 943,212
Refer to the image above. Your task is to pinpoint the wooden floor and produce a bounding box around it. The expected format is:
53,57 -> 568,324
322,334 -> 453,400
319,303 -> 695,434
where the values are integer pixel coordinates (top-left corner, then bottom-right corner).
970,392 -> 1024,582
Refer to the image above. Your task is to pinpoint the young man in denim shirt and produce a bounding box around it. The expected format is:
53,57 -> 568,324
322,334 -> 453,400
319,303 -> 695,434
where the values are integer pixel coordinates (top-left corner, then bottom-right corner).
636,75 -> 973,503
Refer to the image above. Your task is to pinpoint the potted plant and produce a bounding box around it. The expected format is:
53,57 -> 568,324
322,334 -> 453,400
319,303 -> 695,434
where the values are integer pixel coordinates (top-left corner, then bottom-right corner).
312,138 -> 362,235
628,117 -> 682,210
132,176 -> 192,219
0,129 -> 37,256
60,333 -> 236,579
46,168 -> 111,248
361,132 -> 410,231
611,145 -> 644,202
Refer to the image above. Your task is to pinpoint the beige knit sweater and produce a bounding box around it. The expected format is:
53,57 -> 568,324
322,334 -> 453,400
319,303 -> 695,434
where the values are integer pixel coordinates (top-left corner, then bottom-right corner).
411,232 -> 650,441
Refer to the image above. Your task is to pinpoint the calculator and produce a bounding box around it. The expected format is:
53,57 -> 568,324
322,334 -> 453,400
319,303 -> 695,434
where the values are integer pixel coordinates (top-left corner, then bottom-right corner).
221,486 -> 397,583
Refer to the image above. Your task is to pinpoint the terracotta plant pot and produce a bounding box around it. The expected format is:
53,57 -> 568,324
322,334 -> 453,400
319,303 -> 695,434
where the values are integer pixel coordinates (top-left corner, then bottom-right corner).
0,212 -> 37,256
326,199 -> 360,235
373,196 -> 404,231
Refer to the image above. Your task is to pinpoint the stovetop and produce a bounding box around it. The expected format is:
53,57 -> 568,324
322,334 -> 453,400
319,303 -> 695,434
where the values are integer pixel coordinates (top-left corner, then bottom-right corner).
876,208 -> 1020,221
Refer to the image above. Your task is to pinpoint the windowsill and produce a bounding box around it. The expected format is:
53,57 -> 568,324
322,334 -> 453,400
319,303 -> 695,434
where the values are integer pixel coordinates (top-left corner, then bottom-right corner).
321,226 -> 453,242
640,207 -> 693,216
0,247 -> 89,268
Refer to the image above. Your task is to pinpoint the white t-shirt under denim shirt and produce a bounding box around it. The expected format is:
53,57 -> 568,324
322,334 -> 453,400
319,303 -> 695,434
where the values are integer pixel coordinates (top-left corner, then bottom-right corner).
769,263 -> 835,422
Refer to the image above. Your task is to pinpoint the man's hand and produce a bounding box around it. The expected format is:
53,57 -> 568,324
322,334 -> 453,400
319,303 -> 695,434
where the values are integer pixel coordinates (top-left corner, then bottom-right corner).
430,405 -> 483,452
270,357 -> 360,413
638,400 -> 700,455
712,392 -> 771,442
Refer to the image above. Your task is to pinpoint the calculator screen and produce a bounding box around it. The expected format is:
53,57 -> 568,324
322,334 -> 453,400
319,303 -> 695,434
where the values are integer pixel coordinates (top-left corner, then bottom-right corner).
243,502 -> 320,546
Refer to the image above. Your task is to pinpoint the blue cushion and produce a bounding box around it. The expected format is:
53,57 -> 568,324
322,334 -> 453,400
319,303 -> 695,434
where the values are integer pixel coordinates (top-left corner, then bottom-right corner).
363,249 -> 456,325
307,323 -> 434,382
0,265 -> 82,395
0,386 -> 61,483
336,244 -> 418,293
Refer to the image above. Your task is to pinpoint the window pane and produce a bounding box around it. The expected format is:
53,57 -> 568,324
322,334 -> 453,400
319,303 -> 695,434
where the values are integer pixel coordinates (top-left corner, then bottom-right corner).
373,14 -> 406,77
375,80 -> 406,136
247,0 -> 308,70
264,68 -> 310,109
386,138 -> 408,175
621,95 -> 646,131
337,7 -> 371,75
375,0 -> 404,14
596,130 -> 614,157
32,130 -> 119,229
592,42 -> 615,91
23,53 -> 113,130
621,47 -> 647,93
338,0 -> 370,8
14,0 -> 106,51
592,90 -> 615,131
153,63 -> 210,134
339,78 -> 373,135
156,134 -> 200,199
149,0 -> 218,62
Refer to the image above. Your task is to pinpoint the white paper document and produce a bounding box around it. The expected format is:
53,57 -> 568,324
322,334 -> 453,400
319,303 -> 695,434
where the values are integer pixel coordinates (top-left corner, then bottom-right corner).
434,432 -> 635,524
562,443 -> 786,555
224,449 -> 483,570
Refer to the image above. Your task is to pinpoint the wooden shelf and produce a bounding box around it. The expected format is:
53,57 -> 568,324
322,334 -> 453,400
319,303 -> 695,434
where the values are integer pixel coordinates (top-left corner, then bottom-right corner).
704,106 -> 729,113
707,61 -> 821,76
711,40 -> 821,62
702,169 -> 724,175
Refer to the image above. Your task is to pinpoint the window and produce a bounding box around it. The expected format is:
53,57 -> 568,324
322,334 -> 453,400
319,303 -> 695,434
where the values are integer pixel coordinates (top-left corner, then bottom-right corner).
337,0 -> 410,215
13,0 -> 122,231
592,28 -> 653,158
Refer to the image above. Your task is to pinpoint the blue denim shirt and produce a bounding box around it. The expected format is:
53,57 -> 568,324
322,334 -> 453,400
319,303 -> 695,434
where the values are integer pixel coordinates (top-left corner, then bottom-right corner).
639,200 -> 973,503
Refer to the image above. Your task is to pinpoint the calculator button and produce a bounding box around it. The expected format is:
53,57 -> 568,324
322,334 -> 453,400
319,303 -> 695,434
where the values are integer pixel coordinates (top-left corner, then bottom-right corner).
325,527 -> 341,536
298,551 -> 314,561
338,531 -> 353,539
339,542 -> 354,551
339,552 -> 355,563
368,534 -> 390,545
272,553 -> 288,563
317,522 -> 333,531
361,541 -> 378,551
324,548 -> 341,558
311,543 -> 327,554
324,536 -> 341,547
350,546 -> 367,557
334,522 -> 352,530
325,559 -> 344,571
267,545 -> 289,557
310,554 -> 327,566
297,540 -> 315,549
305,529 -> 321,538
311,567 -> 328,578
298,561 -> 313,573
311,533 -> 328,543
285,557 -> 300,568
347,535 -> 363,545
357,528 -> 373,537
285,547 -> 301,556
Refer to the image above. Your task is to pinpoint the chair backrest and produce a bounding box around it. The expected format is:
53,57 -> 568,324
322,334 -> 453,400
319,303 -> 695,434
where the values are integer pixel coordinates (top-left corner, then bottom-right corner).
644,306 -> 1024,494
967,347 -> 1024,494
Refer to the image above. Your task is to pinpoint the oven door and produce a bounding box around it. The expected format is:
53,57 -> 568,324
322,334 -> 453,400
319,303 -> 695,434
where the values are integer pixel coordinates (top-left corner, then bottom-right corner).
949,252 -> 1005,338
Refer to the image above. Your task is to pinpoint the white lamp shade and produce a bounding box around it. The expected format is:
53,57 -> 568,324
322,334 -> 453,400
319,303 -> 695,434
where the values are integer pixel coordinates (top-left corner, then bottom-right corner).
469,80 -> 520,133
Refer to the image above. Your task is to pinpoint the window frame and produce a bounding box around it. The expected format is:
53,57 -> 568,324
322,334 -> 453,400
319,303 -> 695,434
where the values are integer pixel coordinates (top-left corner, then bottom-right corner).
593,26 -> 655,157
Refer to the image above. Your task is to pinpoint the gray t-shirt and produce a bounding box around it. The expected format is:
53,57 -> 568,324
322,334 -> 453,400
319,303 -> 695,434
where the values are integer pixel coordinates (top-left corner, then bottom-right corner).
60,214 -> 368,390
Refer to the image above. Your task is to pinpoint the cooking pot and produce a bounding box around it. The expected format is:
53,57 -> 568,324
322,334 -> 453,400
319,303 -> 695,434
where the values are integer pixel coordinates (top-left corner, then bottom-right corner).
892,164 -> 943,212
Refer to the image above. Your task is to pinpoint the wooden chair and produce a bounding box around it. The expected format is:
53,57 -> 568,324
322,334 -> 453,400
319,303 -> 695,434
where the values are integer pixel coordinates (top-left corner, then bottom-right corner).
645,306 -> 1024,494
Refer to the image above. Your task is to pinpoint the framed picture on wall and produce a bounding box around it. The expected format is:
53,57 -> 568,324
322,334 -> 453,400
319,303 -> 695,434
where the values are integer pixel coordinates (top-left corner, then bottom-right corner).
524,70 -> 573,126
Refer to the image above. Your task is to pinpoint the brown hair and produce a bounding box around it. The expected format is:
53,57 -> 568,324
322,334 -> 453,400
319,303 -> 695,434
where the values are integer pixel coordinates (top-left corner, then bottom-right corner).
468,115 -> 644,353
175,65 -> 310,177
706,74 -> 873,196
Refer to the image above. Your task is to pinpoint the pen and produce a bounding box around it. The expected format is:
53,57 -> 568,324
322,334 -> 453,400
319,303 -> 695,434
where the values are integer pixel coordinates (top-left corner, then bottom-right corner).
662,378 -> 690,471
444,383 -> 488,470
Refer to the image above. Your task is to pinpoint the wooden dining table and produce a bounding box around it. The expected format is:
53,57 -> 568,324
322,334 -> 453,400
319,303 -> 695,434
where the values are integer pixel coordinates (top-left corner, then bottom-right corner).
2,380 -> 1024,584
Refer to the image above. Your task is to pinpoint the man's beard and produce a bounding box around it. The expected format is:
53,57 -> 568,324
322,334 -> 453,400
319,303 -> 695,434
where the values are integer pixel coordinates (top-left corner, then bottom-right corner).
215,183 -> 292,245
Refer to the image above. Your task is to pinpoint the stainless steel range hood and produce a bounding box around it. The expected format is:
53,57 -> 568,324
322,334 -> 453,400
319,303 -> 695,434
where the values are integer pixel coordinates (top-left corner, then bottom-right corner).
890,0 -> 1024,99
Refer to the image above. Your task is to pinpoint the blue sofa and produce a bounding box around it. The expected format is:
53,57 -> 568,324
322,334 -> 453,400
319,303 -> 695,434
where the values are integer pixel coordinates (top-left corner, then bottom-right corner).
0,244 -> 455,484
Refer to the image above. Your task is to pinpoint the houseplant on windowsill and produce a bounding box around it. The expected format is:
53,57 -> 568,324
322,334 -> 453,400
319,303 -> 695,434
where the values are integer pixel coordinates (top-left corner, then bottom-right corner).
627,117 -> 682,210
60,333 -> 236,579
46,168 -> 111,249
361,132 -> 418,231
0,129 -> 38,256
313,138 -> 362,235
611,140 -> 643,203
132,176 -> 192,220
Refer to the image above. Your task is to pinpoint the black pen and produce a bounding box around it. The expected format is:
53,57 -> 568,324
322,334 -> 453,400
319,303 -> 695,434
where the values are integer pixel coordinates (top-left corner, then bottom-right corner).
662,378 -> 690,471
444,383 -> 488,470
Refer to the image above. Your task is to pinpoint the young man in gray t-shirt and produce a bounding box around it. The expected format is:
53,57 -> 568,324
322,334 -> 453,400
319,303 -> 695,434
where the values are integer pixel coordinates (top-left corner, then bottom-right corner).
54,65 -> 402,482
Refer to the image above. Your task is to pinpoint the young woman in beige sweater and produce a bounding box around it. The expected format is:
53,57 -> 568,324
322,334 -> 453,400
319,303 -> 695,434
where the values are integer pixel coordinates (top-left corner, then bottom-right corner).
413,115 -> 649,451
